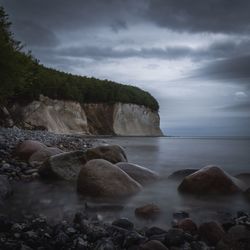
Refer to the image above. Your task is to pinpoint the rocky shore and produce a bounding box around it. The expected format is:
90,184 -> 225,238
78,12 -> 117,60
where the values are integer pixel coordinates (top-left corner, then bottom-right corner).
0,127 -> 250,249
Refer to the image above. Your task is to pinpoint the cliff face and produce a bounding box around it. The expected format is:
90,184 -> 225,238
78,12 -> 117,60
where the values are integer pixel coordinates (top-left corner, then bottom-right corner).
12,96 -> 163,136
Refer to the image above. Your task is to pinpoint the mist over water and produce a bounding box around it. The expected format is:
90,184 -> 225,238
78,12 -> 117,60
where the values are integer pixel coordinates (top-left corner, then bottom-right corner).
2,137 -> 250,227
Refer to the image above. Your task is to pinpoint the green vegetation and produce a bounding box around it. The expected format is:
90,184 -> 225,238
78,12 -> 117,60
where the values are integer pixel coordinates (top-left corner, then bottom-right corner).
0,6 -> 159,111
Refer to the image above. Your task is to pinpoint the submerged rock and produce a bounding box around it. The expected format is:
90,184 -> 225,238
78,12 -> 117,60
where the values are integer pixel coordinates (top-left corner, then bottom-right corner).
85,145 -> 127,164
39,150 -> 86,181
177,218 -> 198,235
77,159 -> 141,198
14,140 -> 47,160
168,169 -> 198,181
116,162 -> 159,186
135,204 -> 161,220
178,165 -> 245,195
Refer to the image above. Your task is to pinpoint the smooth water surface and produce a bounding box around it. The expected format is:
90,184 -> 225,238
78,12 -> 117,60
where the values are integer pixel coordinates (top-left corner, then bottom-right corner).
2,137 -> 250,228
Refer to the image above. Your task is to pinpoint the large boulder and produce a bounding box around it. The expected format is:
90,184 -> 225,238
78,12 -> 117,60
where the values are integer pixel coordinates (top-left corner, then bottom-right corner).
77,159 -> 141,199
29,147 -> 63,167
116,162 -> 159,186
0,175 -> 12,200
85,145 -> 127,164
39,151 -> 86,181
14,140 -> 47,160
178,165 -> 245,195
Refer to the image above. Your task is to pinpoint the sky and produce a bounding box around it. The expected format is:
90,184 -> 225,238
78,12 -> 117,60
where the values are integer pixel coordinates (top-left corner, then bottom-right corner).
1,0 -> 250,136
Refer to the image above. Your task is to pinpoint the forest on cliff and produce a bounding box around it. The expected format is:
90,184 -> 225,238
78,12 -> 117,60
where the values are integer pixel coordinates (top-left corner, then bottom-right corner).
0,6 -> 159,111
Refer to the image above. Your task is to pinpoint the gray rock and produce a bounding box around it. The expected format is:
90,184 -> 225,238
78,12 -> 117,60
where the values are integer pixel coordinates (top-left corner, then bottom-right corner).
116,162 -> 159,185
168,169 -> 198,181
86,145 -> 127,164
139,240 -> 169,250
178,165 -> 245,195
77,159 -> 141,199
39,150 -> 86,181
29,147 -> 63,167
112,218 -> 134,231
164,228 -> 185,247
0,175 -> 12,200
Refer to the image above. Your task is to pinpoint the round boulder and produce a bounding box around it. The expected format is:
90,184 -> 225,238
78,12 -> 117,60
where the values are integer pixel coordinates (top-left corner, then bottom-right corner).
14,140 -> 47,160
77,159 -> 141,199
177,218 -> 197,235
39,151 -> 86,181
178,165 -> 245,195
29,147 -> 63,167
116,162 -> 159,186
135,204 -> 161,220
198,221 -> 225,246
85,145 -> 127,164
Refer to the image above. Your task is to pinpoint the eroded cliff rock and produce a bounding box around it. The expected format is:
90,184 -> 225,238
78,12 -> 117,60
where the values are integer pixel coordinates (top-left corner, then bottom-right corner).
11,95 -> 163,136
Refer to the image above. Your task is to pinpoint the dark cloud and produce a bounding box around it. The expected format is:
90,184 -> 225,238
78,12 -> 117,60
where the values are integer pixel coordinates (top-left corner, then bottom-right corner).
194,55 -> 250,86
13,20 -> 59,47
147,0 -> 250,34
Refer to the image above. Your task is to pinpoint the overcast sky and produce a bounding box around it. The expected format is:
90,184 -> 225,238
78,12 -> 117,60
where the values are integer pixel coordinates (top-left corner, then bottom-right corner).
1,0 -> 250,136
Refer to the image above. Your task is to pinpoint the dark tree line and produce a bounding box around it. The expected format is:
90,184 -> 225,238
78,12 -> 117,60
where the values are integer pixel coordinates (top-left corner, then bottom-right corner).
0,6 -> 159,111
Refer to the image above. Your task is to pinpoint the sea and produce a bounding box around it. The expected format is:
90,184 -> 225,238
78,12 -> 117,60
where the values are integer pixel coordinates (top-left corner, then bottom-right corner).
3,136 -> 250,228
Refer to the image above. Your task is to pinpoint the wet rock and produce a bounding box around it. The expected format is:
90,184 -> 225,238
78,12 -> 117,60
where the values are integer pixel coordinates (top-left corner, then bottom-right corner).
198,221 -> 225,246
168,169 -> 198,181
139,240 -> 169,250
178,165 -> 245,195
135,204 -> 161,220
244,188 -> 250,201
123,231 -> 146,248
14,140 -> 47,160
234,173 -> 250,187
74,237 -> 88,250
28,147 -> 63,167
39,150 -> 86,181
0,175 -> 12,200
95,238 -> 115,250
145,227 -> 167,237
177,218 -> 198,235
116,162 -> 159,185
112,218 -> 134,231
86,145 -> 127,164
54,231 -> 70,247
164,228 -> 186,247
0,215 -> 13,232
216,225 -> 250,250
77,159 -> 141,199
173,211 -> 189,221
190,241 -> 210,250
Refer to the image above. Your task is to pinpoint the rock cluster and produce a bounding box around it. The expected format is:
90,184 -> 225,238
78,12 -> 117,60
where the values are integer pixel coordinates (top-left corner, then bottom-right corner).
0,210 -> 249,250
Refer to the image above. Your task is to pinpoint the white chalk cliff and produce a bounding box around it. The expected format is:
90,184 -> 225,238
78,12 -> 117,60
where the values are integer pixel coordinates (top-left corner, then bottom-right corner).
13,95 -> 163,136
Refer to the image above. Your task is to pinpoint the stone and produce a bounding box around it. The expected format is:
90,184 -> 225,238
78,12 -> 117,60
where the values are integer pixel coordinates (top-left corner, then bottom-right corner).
123,231 -> 145,248
145,227 -> 167,237
85,145 -> 127,164
173,211 -> 189,221
14,140 -> 47,160
0,175 -> 12,200
244,188 -> 250,201
168,169 -> 198,181
139,240 -> 169,250
234,173 -> 250,186
116,162 -> 159,185
164,228 -> 185,247
39,150 -> 86,181
198,221 -> 225,246
112,218 -> 134,231
135,204 -> 161,220
178,165 -> 245,195
177,218 -> 198,235
216,225 -> 250,250
77,159 -> 141,199
95,238 -> 115,250
28,147 -> 63,167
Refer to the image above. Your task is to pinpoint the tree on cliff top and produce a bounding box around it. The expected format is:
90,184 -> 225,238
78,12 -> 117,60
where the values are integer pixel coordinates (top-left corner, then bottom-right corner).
0,6 -> 159,111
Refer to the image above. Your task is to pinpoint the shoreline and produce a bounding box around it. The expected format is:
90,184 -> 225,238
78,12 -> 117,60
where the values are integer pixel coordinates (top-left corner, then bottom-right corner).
0,127 -> 250,249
